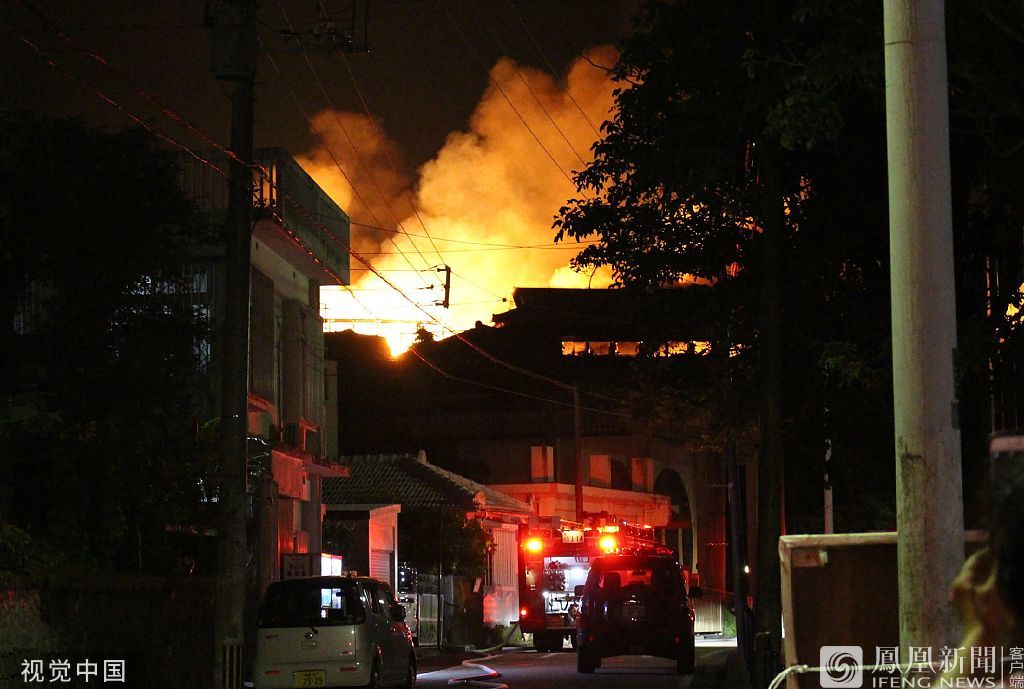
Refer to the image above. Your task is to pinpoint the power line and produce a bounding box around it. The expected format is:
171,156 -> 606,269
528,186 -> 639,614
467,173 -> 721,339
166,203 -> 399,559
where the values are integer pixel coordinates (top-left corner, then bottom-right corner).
270,1 -> 442,283
449,267 -> 508,302
407,346 -> 631,419
445,299 -> 510,307
335,47 -> 449,268
11,4 -> 631,408
349,219 -> 596,249
505,0 -> 603,137
353,244 -> 592,255
467,0 -> 588,166
433,0 -> 583,193
263,4 -> 439,293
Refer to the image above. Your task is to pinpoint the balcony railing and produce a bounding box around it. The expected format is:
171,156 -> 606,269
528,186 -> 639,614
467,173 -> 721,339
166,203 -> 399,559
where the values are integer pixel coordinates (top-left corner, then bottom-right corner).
178,147 -> 350,284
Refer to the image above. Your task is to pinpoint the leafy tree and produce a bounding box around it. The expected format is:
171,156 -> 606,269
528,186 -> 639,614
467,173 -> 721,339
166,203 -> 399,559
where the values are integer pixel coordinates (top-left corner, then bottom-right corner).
945,1 -> 1024,517
557,1 -> 1024,682
555,0 -> 891,680
398,508 -> 491,579
0,113 -> 216,574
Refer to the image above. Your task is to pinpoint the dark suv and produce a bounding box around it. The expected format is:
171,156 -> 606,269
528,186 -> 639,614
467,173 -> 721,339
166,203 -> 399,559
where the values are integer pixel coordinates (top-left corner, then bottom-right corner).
575,553 -> 698,674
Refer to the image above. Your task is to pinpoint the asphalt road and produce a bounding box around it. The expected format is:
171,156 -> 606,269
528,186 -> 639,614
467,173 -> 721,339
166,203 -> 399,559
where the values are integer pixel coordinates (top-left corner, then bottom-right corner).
417,641 -> 741,689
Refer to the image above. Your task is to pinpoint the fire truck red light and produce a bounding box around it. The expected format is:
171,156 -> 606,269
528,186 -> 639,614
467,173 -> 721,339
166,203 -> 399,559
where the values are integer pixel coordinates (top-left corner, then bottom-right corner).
598,535 -> 617,553
525,538 -> 543,554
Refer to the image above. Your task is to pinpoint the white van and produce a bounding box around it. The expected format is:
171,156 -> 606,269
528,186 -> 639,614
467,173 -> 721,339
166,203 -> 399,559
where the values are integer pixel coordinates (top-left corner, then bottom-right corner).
254,575 -> 416,689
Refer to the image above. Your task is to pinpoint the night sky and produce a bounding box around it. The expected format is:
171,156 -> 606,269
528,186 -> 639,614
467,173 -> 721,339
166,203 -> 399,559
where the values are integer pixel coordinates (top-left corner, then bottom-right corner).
3,1 -> 641,169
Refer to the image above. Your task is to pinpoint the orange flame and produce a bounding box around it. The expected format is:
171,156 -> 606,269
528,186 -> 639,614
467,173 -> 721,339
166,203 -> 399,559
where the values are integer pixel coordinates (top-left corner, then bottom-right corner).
301,48 -> 620,354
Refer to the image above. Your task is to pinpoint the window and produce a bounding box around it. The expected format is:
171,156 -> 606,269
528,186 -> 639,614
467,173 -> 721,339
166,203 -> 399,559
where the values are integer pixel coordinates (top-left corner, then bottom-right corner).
561,340 -> 588,356
259,579 -> 365,627
366,582 -> 395,621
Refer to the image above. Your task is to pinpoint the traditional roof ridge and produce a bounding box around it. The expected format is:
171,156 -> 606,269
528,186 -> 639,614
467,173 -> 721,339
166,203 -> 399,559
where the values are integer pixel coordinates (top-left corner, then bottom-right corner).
322,453 -> 530,514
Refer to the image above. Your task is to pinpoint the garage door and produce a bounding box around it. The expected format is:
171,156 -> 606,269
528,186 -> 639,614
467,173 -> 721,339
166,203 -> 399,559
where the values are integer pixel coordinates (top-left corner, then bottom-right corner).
370,548 -> 393,587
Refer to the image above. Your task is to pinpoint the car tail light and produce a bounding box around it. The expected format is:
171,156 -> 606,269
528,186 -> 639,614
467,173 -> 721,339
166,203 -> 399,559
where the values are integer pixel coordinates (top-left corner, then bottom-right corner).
520,607 -> 529,618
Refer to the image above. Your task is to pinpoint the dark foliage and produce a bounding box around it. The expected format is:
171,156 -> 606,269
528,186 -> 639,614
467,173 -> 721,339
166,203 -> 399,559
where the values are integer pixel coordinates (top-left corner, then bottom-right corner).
555,0 -> 1024,531
398,508 -> 491,578
0,114 -> 217,574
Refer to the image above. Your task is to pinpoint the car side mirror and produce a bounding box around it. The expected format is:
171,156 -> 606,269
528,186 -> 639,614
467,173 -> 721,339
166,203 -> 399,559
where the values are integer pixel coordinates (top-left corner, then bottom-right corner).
574,585 -> 585,597
393,604 -> 407,621
688,586 -> 702,599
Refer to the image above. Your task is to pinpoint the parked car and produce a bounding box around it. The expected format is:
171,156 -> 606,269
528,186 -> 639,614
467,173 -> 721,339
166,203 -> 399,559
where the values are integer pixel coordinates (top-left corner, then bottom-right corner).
575,553 -> 698,674
254,575 -> 416,688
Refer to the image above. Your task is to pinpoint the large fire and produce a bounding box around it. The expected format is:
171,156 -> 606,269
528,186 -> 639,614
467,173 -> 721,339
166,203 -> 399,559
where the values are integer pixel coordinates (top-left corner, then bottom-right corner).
298,47 -> 619,356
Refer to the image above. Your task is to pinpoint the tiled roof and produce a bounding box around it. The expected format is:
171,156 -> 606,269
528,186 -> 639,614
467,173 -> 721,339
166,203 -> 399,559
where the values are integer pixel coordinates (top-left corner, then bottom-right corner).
321,453 -> 531,515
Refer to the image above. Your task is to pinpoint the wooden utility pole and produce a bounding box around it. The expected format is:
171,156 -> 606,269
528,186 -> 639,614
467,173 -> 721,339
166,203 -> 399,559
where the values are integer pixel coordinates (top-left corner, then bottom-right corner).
883,0 -> 964,654
208,2 -> 257,688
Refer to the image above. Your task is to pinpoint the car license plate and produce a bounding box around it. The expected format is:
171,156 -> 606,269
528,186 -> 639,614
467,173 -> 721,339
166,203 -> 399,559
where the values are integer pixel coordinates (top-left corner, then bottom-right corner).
293,670 -> 326,687
624,604 -> 645,619
562,529 -> 584,543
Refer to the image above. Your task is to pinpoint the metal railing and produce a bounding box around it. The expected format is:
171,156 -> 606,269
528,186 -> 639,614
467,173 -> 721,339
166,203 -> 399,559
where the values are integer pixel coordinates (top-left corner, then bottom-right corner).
178,148 -> 350,283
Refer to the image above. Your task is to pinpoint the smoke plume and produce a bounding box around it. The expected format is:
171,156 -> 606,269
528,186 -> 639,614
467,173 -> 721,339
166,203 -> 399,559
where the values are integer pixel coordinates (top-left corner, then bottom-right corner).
303,47 -> 619,354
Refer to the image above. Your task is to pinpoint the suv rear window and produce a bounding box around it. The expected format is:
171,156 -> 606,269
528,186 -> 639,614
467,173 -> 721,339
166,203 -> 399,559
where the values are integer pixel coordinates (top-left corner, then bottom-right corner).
587,556 -> 682,595
259,578 -> 366,627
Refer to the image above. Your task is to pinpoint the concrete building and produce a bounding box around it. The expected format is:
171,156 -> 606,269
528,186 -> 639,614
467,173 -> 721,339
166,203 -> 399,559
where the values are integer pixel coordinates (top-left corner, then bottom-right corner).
179,148 -> 350,589
321,453 -> 532,627
325,287 -> 760,632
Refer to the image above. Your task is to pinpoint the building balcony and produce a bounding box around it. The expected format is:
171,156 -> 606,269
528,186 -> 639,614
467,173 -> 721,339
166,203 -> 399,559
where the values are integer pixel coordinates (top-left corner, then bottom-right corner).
179,147 -> 350,285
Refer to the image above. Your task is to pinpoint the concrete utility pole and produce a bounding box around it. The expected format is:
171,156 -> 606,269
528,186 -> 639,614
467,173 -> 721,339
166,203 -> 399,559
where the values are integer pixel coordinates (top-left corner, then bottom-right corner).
208,2 -> 257,688
883,0 -> 964,654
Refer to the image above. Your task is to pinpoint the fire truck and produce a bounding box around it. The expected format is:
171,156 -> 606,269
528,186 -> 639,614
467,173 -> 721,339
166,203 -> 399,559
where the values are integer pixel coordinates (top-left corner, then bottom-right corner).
516,515 -> 673,652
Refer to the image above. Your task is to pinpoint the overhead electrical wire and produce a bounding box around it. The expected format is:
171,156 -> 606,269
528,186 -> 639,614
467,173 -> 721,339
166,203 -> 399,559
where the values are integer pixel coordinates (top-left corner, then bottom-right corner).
407,347 -> 631,419
9,1 -> 632,413
349,220 -> 596,249
262,55 -> 436,293
335,48 -> 448,267
504,0 -> 603,137
467,0 -> 588,166
448,267 -> 509,303
433,0 -> 584,193
270,0 -> 442,293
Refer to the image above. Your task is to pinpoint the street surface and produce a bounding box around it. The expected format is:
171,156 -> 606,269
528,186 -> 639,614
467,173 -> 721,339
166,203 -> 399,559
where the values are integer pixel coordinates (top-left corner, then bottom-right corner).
418,639 -> 740,689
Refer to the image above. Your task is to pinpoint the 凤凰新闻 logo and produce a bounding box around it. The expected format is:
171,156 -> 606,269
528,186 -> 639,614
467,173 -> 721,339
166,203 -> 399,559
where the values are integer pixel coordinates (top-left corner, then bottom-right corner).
821,646 -> 864,688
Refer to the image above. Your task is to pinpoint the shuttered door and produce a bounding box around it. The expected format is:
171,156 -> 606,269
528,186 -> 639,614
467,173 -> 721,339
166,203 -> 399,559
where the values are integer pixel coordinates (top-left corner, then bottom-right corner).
492,529 -> 517,587
370,549 -> 393,586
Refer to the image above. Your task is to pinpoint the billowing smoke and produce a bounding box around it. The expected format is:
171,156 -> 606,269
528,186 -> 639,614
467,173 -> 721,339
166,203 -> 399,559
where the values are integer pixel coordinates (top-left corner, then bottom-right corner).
295,111 -> 411,255
304,47 -> 618,354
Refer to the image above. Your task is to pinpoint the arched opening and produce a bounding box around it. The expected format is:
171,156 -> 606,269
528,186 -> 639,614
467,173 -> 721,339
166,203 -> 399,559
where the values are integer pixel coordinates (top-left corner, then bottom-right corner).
654,468 -> 693,569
